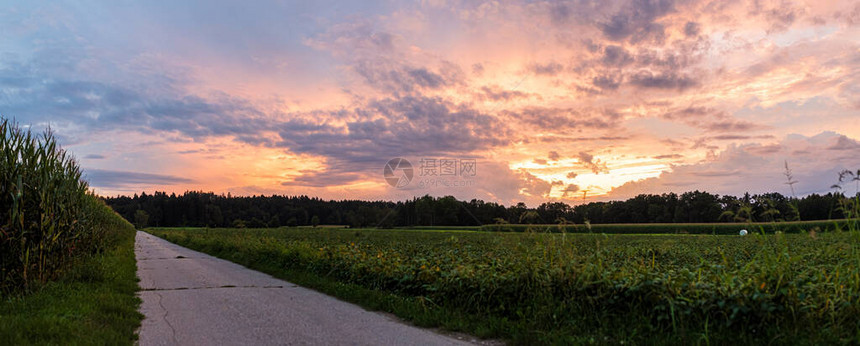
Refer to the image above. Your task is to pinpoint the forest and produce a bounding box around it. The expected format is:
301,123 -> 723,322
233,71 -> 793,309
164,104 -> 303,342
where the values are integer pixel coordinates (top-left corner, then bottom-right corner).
104,190 -> 856,229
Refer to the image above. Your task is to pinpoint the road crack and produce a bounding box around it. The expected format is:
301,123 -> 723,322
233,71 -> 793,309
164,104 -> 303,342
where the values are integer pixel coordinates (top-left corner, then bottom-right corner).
142,285 -> 284,291
154,291 -> 178,344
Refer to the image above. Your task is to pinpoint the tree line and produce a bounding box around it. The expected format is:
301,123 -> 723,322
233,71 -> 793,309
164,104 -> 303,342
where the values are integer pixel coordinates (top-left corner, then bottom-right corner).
103,190 -> 857,229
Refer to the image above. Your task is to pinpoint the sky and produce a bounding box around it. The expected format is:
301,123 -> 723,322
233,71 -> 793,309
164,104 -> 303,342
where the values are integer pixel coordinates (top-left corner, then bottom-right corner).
2,0 -> 859,206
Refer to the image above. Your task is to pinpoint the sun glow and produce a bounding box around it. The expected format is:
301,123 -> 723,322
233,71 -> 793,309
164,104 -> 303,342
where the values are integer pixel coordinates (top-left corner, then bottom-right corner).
510,156 -> 670,201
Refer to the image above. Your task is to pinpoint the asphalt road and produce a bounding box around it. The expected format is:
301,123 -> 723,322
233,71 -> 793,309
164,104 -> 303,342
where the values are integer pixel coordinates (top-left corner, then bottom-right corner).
135,231 -> 473,345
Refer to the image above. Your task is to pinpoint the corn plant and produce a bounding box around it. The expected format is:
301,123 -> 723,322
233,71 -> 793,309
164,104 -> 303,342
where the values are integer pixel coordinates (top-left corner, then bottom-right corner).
1,118 -> 134,294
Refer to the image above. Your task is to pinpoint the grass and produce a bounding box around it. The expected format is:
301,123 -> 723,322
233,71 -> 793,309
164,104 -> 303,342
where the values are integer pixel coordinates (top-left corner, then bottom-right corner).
0,227 -> 142,345
148,226 -> 860,345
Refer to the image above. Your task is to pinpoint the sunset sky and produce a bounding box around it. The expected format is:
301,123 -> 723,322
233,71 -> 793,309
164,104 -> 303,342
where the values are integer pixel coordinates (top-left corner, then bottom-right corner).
2,0 -> 859,206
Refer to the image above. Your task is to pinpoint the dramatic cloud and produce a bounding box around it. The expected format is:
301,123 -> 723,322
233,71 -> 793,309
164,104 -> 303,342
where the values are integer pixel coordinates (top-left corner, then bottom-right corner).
601,0 -> 675,42
629,71 -> 698,90
351,60 -> 463,93
578,152 -> 610,174
684,21 -> 701,37
279,96 -> 509,158
607,132 -> 860,199
828,135 -> 860,151
85,169 -> 194,189
478,86 -> 533,101
562,184 -> 581,197
592,73 -> 624,90
530,62 -> 565,76
505,107 -> 620,132
602,46 -> 635,67
1,0 -> 858,205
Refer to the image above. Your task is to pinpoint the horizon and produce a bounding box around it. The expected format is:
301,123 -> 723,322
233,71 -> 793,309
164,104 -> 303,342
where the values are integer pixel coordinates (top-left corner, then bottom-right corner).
3,1 -> 859,206
101,186 -> 859,209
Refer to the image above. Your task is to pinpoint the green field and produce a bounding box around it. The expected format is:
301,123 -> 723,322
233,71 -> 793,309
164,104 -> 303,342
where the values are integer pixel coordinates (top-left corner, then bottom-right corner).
480,219 -> 857,234
148,227 -> 860,344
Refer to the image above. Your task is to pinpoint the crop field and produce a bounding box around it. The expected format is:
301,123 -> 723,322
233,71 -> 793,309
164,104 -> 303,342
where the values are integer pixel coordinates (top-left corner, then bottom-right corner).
149,227 -> 860,344
480,219 -> 857,234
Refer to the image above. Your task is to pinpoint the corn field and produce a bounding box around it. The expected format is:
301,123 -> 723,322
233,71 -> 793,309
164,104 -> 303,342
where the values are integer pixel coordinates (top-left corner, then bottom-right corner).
1,118 -> 134,294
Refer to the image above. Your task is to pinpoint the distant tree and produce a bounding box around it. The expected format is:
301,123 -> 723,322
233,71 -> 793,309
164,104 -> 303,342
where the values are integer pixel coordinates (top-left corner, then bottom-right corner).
736,204 -> 755,223
205,204 -> 223,227
103,187 -> 854,229
436,196 -> 461,225
718,210 -> 735,222
415,195 -> 436,226
798,193 -> 842,220
268,215 -> 280,228
758,199 -> 782,222
134,209 -> 149,229
537,202 -> 571,224
248,217 -> 266,228
377,208 -> 396,228
519,211 -> 540,224
508,202 -> 528,224
676,191 -> 722,223
310,215 -> 320,227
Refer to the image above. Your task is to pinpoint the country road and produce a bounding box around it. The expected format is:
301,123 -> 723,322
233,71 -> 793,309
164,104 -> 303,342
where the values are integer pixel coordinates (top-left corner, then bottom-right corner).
135,231 -> 474,345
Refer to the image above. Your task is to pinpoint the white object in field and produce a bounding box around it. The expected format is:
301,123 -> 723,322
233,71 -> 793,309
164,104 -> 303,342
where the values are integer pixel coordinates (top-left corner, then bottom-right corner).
739,229 -> 748,236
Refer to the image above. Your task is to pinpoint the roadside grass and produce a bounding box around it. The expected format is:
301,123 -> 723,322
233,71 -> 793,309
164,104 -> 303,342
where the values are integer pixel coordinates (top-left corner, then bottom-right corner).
242,265 -> 638,344
0,229 -> 142,345
244,260 -> 523,341
149,227 -> 860,345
